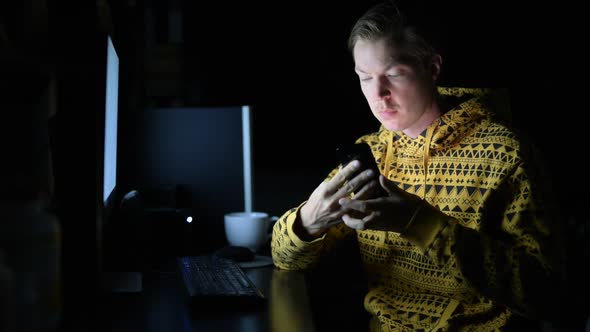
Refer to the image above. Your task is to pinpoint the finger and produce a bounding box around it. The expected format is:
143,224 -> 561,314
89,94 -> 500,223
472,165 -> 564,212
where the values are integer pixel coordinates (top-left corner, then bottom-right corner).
341,195 -> 401,213
334,168 -> 376,198
362,211 -> 379,223
339,197 -> 369,213
344,181 -> 355,195
352,180 -> 377,200
324,161 -> 361,194
358,211 -> 381,230
338,197 -> 351,205
341,213 -> 366,230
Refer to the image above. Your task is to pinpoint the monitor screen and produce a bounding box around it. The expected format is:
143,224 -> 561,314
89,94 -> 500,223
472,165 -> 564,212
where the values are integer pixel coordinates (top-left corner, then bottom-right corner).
135,106 -> 253,250
103,35 -> 119,205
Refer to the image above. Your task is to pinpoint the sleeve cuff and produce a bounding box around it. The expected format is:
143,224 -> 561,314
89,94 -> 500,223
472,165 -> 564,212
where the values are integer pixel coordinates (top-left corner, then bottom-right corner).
286,202 -> 327,249
401,203 -> 450,252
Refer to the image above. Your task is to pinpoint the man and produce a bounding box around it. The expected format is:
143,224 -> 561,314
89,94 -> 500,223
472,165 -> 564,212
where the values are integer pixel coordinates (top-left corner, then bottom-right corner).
271,2 -> 563,331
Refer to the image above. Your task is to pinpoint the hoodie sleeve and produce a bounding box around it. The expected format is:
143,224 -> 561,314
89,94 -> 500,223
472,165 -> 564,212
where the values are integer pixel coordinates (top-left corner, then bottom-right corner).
401,159 -> 562,319
270,168 -> 355,271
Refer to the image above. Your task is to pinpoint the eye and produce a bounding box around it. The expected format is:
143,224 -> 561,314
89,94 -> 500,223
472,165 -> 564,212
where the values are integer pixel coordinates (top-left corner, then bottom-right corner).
359,76 -> 372,82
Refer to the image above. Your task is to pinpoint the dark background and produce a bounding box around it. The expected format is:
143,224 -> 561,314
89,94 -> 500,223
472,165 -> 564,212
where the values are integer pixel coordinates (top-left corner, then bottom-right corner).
1,1 -> 585,331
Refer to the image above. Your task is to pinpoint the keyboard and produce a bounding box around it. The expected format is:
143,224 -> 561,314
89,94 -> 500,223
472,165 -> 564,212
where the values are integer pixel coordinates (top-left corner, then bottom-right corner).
177,255 -> 265,303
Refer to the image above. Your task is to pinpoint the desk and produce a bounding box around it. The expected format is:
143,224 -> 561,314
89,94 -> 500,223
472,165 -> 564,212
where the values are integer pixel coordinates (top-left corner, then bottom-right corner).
98,263 -> 317,332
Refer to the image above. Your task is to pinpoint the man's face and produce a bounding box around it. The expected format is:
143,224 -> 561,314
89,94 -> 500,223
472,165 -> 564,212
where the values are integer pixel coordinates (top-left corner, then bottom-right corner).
353,38 -> 435,133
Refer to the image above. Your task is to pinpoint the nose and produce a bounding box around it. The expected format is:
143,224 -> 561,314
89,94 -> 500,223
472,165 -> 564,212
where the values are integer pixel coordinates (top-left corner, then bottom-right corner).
375,76 -> 391,100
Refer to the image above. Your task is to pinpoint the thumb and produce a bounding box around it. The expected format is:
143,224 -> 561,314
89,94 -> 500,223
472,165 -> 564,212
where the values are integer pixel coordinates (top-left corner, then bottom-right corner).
379,175 -> 396,195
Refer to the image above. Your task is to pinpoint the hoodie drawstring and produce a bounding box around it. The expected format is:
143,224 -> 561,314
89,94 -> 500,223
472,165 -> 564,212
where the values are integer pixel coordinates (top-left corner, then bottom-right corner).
422,124 -> 436,199
384,131 -> 393,176
384,124 -> 437,200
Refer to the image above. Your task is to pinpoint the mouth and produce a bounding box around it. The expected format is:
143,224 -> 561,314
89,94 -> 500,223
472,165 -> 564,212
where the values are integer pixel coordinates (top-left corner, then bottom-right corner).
378,107 -> 398,115
375,102 -> 399,113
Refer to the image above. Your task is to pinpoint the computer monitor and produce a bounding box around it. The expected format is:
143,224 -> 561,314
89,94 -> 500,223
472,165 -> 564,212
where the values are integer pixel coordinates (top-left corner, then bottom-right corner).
98,34 -> 121,267
96,34 -> 146,291
135,106 -> 253,251
102,35 -> 119,209
50,29 -> 124,327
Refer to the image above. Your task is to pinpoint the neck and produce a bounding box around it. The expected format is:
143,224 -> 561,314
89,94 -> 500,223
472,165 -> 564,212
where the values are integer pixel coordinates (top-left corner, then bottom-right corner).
402,101 -> 442,139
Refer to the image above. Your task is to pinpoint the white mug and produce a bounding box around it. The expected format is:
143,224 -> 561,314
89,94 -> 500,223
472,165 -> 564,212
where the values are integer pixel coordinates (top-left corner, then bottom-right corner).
224,212 -> 275,253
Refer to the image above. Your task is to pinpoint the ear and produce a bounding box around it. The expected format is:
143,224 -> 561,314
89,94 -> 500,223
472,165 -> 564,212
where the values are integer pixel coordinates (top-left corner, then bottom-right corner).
431,54 -> 442,82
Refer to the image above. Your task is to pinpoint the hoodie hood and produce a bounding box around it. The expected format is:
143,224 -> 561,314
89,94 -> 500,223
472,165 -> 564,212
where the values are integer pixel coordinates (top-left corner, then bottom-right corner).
366,87 -> 511,200
376,87 -> 510,155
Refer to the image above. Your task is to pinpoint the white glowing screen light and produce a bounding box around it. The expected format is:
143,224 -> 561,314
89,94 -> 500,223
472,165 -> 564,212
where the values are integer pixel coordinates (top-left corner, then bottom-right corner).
103,35 -> 119,203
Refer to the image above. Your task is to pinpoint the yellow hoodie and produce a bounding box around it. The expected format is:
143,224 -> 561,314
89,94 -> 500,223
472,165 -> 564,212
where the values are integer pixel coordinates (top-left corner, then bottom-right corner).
271,87 -> 561,331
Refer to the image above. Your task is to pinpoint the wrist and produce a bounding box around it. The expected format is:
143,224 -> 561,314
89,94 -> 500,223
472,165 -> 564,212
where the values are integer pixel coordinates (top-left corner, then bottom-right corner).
295,206 -> 324,241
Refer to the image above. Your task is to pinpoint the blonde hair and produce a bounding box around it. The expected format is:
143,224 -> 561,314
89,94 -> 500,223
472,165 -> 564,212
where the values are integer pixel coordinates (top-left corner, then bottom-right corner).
348,2 -> 436,71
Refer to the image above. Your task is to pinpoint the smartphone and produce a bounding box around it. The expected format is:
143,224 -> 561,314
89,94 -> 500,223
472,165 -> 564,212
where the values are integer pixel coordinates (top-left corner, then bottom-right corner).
335,143 -> 387,197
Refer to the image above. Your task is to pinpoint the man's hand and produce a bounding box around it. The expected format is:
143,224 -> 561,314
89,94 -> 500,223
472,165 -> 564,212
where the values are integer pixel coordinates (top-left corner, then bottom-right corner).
297,160 -> 379,238
338,175 -> 422,232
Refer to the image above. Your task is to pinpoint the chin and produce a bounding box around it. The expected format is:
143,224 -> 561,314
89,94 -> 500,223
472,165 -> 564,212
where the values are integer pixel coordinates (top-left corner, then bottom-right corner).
381,121 -> 403,132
